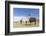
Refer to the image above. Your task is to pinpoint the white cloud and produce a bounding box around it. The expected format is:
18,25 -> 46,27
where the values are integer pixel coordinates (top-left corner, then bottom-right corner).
13,16 -> 39,22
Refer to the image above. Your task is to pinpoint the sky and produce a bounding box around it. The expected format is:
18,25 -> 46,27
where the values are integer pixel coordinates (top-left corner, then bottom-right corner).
13,8 -> 39,18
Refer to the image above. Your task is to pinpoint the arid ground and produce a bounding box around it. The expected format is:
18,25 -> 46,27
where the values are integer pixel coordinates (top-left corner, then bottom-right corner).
13,21 -> 39,28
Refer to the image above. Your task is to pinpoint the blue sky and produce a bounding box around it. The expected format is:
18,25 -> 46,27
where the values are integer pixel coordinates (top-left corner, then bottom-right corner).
13,8 -> 39,17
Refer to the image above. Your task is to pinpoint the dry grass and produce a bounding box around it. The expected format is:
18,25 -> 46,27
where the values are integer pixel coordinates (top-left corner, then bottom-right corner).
13,21 -> 39,28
